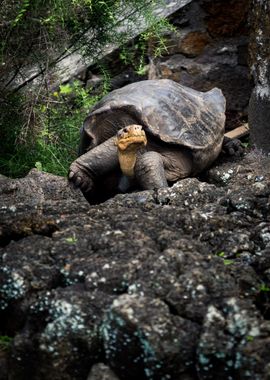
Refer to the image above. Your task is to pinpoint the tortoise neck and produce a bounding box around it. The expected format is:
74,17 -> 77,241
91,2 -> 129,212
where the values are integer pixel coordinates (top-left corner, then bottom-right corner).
118,145 -> 146,177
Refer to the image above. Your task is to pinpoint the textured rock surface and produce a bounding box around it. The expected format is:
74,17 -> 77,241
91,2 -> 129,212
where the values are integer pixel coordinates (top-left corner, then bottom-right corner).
148,0 -> 251,129
87,363 -> 120,380
1,151 -> 270,379
248,0 -> 270,152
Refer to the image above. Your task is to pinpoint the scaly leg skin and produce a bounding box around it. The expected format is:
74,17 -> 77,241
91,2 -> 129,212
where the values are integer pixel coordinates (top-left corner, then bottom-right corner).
134,151 -> 168,190
68,137 -> 119,193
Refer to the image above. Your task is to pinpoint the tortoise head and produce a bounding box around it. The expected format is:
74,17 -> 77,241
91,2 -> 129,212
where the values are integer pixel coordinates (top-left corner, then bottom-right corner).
116,125 -> 147,177
116,125 -> 147,152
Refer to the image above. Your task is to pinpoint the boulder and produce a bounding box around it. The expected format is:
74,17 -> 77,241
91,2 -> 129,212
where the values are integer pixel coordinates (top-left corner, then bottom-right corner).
1,151 -> 270,379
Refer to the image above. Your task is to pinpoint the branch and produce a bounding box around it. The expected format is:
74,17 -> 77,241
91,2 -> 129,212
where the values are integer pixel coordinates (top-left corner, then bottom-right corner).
224,124 -> 249,139
3,41 -> 34,90
10,0 -> 155,94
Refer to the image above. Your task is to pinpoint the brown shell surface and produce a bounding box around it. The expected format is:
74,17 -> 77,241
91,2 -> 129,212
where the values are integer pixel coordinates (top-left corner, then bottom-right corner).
82,79 -> 226,169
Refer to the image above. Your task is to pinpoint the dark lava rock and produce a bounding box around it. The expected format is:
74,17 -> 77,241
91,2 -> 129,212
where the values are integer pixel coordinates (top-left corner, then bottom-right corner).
0,151 -> 270,379
197,298 -> 262,380
87,363 -> 120,380
102,294 -> 199,380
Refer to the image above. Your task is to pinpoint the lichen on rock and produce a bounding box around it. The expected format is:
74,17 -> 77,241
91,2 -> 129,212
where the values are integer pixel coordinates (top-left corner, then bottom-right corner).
0,151 -> 270,379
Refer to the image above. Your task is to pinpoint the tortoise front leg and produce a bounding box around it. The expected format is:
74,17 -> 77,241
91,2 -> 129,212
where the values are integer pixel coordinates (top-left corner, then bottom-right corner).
222,136 -> 243,157
134,151 -> 168,190
69,136 -> 119,192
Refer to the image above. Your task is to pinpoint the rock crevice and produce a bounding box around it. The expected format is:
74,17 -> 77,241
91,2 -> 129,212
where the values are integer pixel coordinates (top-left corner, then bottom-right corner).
1,152 -> 270,379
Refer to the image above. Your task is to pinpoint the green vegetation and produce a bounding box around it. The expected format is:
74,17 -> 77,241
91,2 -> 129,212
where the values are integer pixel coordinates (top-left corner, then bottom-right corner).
0,335 -> 13,351
216,251 -> 225,257
119,17 -> 174,75
259,284 -> 270,292
0,0 -> 171,178
0,0 -> 160,91
0,78 -> 109,177
223,259 -> 234,266
215,252 -> 234,266
66,234 -> 78,243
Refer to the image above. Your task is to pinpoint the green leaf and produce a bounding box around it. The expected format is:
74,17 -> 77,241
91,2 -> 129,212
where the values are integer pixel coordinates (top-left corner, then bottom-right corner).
223,259 -> 234,266
13,0 -> 31,26
59,84 -> 73,95
35,161 -> 43,171
66,236 -> 78,244
40,105 -> 47,113
136,64 -> 147,76
259,284 -> 270,292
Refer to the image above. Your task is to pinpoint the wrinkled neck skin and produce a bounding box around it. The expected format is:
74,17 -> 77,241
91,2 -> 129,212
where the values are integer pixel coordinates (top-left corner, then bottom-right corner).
118,144 -> 146,177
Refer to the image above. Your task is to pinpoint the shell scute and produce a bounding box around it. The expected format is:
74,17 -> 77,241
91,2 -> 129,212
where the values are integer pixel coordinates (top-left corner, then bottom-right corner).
82,79 -> 226,170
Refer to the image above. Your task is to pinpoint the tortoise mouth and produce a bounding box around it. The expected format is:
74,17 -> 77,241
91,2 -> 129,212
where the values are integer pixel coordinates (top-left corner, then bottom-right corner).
116,124 -> 147,151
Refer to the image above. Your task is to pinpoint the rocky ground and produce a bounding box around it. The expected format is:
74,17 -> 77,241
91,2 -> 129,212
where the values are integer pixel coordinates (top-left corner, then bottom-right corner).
0,150 -> 270,380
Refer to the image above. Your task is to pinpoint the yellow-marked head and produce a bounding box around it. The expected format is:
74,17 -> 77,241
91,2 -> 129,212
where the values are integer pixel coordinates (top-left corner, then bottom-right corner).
116,125 -> 147,152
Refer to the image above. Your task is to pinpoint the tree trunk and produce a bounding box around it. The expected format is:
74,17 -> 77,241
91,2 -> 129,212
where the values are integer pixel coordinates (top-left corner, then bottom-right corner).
248,0 -> 270,152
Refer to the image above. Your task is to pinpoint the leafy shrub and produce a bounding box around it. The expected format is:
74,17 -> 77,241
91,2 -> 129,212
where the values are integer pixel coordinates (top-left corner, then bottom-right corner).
0,76 -> 109,177
0,1 -> 172,178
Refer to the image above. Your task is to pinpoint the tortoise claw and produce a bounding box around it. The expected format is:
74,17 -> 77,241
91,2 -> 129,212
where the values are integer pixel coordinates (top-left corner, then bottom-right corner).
74,176 -> 82,187
222,137 -> 244,157
68,170 -> 75,180
68,163 -> 94,192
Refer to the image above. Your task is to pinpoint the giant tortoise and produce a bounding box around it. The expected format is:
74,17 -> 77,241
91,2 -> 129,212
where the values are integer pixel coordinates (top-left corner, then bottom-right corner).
69,79 -> 237,199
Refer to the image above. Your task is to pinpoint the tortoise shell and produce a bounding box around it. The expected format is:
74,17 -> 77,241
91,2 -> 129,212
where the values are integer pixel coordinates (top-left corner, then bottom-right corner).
80,79 -> 226,172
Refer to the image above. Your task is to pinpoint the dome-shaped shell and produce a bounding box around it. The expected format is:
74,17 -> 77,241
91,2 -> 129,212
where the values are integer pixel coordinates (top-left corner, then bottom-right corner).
81,79 -> 226,172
